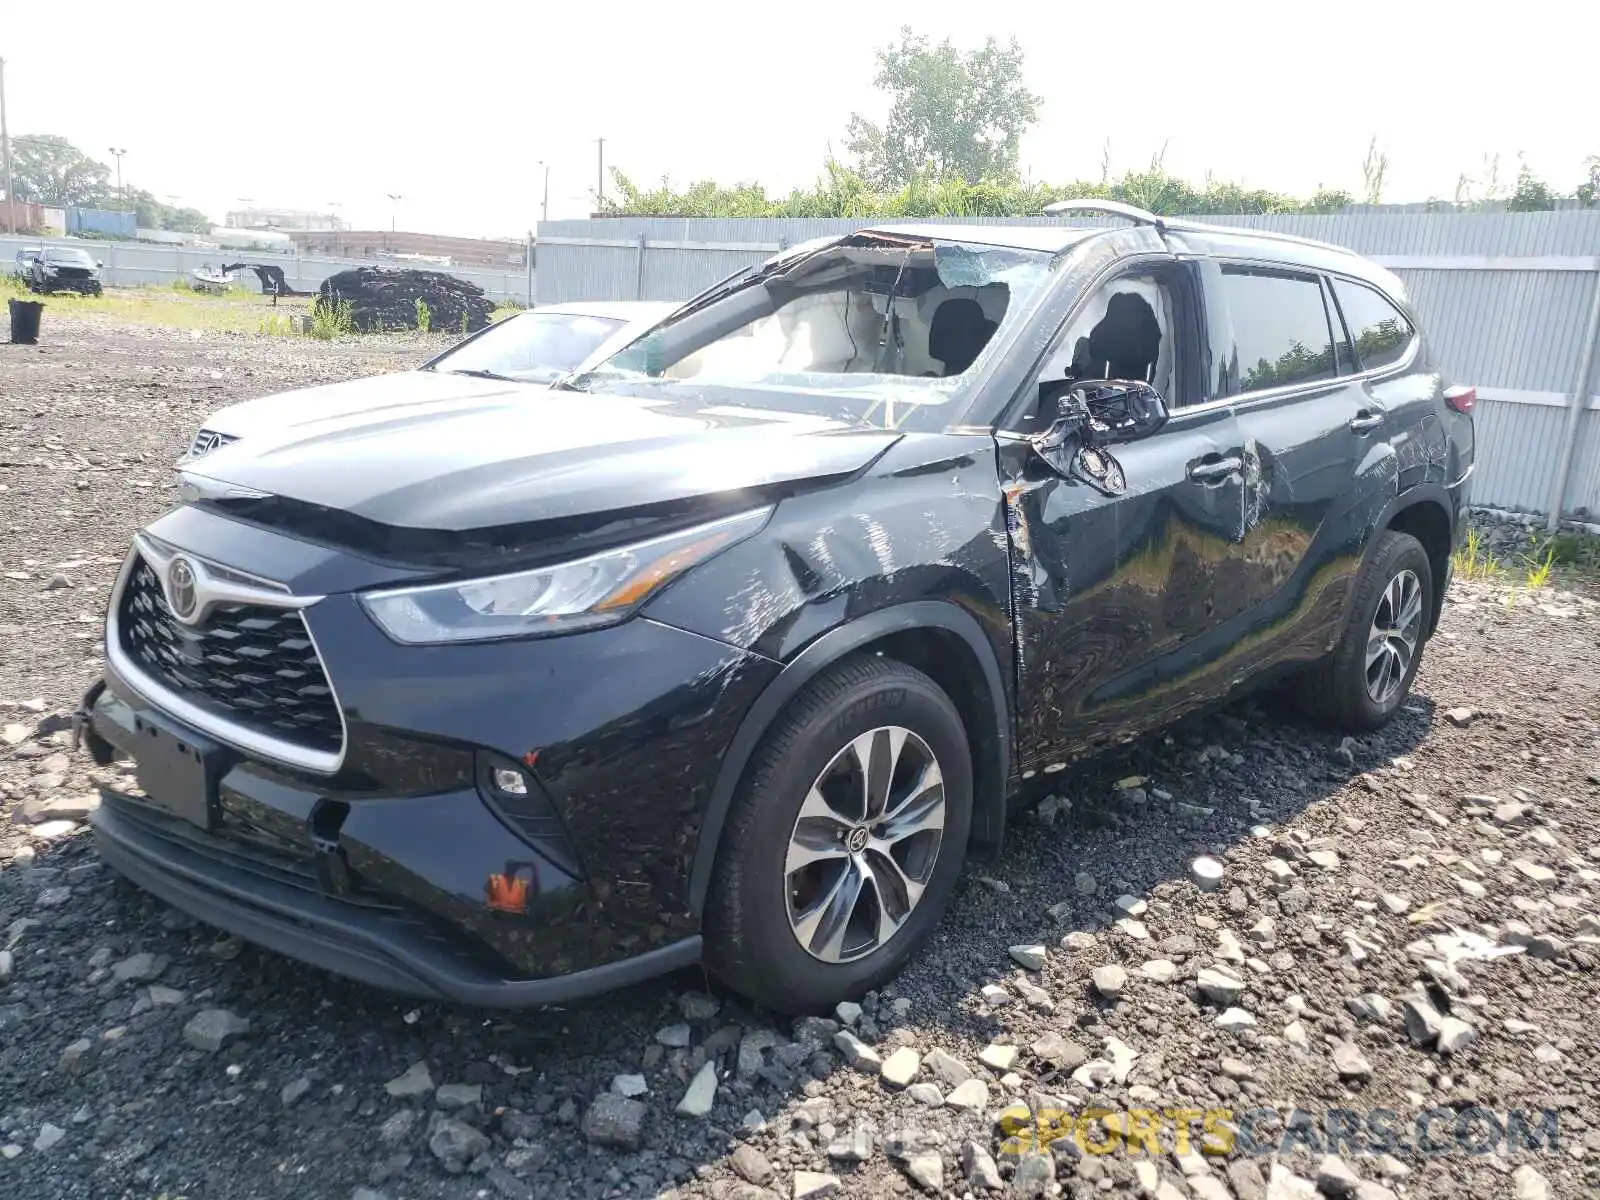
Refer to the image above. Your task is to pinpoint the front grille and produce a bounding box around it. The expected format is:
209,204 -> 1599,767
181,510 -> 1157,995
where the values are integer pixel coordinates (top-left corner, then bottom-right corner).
118,557 -> 343,756
187,429 -> 238,458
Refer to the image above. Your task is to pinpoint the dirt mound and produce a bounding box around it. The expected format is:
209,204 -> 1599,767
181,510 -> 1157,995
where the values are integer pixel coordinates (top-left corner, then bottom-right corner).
315,266 -> 494,334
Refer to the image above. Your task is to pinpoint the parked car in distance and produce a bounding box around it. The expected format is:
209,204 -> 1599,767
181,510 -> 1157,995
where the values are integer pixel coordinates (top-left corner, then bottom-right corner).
25,244 -> 104,295
180,299 -> 680,458
78,205 -> 1474,1014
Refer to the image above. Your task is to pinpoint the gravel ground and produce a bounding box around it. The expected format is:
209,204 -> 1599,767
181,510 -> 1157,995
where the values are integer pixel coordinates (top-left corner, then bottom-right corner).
3,312 -> 1599,1200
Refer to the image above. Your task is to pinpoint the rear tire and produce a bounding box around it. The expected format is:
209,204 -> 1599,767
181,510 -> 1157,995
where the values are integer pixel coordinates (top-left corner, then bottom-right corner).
1294,529 -> 1433,731
704,656 -> 972,1014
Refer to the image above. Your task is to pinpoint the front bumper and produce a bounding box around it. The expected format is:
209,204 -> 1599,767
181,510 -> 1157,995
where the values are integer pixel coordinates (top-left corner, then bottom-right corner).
88,781 -> 699,1005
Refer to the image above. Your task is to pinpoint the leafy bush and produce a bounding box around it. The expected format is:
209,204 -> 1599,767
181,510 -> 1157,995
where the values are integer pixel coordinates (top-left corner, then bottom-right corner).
601,159 -> 1356,219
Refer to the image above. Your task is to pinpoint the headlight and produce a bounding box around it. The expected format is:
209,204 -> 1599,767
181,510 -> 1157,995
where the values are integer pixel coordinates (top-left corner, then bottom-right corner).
360,507 -> 772,645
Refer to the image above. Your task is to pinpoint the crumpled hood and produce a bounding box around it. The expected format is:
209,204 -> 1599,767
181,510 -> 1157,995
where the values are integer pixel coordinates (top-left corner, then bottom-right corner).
198,369 -> 531,440
184,388 -> 902,531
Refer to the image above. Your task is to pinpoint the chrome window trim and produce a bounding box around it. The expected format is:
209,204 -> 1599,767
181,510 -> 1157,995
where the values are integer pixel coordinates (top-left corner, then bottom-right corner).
105,540 -> 348,776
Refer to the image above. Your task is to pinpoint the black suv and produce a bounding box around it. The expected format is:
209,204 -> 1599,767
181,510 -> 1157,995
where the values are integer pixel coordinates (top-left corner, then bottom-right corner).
77,204 -> 1475,1014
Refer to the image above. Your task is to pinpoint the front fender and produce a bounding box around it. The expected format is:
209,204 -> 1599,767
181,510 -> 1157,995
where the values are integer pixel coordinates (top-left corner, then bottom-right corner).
641,433 -> 1019,915
683,600 -> 1012,915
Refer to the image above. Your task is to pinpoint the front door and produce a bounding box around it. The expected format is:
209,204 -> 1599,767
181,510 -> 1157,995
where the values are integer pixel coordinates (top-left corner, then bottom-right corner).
997,259 -> 1256,773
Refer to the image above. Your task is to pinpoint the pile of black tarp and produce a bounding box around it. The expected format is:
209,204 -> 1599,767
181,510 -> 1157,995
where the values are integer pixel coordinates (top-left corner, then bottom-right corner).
315,267 -> 494,333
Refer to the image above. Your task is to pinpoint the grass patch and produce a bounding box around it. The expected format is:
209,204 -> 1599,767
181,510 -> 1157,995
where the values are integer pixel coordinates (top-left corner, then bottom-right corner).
1451,527 -> 1502,582
3,274 -> 315,336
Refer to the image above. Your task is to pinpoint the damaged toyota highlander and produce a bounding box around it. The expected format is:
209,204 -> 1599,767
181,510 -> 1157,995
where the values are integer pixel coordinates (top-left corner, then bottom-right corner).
76,206 -> 1475,1013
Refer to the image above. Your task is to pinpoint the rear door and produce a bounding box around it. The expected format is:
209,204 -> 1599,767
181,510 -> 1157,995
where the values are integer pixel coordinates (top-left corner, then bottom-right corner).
1204,262 -> 1382,675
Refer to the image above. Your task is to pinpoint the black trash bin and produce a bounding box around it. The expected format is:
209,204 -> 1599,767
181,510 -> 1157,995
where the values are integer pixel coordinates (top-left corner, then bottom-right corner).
9,298 -> 43,345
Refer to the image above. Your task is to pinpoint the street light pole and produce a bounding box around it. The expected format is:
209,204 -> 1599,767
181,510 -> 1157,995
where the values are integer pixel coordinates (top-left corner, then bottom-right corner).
0,57 -> 15,235
595,137 -> 605,211
108,147 -> 128,210
386,192 -> 402,235
538,161 -> 550,225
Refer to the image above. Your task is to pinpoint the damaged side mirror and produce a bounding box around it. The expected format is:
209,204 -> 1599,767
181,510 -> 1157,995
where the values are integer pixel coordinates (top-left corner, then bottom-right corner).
1029,380 -> 1170,496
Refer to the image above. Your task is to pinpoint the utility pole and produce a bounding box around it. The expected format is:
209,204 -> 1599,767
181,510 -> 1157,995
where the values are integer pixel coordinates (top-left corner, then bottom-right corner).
0,56 -> 14,235
108,147 -> 128,209
595,137 -> 605,211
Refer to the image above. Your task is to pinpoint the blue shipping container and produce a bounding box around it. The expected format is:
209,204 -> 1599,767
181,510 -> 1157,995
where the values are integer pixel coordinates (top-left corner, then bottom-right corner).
66,207 -> 136,237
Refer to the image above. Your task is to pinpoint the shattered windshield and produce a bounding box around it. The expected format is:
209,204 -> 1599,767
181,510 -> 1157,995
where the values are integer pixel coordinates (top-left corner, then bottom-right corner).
565,234 -> 1055,431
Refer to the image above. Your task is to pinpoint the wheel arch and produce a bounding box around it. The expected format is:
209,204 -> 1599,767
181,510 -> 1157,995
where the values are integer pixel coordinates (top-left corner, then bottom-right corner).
687,601 -> 1011,917
1375,486 -> 1456,637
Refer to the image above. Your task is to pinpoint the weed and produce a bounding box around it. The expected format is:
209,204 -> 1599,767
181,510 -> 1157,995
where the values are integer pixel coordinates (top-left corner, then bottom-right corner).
459,311 -> 469,337
1523,547 -> 1555,589
255,312 -> 299,338
1451,528 -> 1503,581
309,298 -> 355,340
415,297 -> 432,334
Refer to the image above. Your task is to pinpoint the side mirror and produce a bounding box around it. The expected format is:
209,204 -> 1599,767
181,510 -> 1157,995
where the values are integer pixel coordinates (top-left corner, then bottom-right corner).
1029,380 -> 1169,496
1070,379 -> 1169,444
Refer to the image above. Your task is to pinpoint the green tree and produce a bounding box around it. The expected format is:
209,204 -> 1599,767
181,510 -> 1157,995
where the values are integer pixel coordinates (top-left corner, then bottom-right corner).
10,134 -> 112,206
1507,159 -> 1556,211
126,187 -> 213,234
1578,155 -> 1599,207
844,27 -> 1041,188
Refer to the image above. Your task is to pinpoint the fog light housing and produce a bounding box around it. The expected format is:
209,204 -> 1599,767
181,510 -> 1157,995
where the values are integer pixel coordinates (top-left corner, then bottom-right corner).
491,767 -> 529,795
475,752 -> 580,878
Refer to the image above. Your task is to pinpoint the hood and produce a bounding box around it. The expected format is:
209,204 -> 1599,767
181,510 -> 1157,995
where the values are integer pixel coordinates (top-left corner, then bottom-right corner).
199,369 -> 537,440
184,388 -> 902,531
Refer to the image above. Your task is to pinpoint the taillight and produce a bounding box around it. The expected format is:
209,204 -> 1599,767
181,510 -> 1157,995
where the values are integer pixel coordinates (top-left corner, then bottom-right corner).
1444,385 -> 1476,414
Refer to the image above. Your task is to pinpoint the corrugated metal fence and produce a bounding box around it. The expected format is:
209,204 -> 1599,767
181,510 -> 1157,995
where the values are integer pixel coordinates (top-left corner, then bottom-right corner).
2,233 -> 534,305
533,212 -> 1600,523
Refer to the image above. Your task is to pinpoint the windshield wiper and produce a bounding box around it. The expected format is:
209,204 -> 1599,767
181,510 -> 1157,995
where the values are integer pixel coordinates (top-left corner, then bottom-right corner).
439,367 -> 519,382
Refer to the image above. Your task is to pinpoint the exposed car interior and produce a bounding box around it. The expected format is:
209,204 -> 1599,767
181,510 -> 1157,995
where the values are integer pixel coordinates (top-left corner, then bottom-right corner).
1041,277 -> 1172,394
662,248 -> 1016,381
1011,272 -> 1187,434
578,233 -> 1055,428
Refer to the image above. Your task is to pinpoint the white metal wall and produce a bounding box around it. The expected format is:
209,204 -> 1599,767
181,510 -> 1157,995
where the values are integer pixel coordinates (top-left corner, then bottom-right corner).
533,213 -> 1600,521
2,233 -> 533,305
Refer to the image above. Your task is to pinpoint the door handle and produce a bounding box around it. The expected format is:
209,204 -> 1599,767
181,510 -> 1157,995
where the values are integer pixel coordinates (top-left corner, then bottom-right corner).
1349,410 -> 1385,433
1187,455 -> 1243,483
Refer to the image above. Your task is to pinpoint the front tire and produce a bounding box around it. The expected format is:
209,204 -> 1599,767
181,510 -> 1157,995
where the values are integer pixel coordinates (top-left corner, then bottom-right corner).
704,656 -> 972,1014
1295,529 -> 1433,731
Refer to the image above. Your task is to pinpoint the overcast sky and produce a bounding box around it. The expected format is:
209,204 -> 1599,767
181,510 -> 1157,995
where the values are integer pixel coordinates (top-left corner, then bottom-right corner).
4,0 -> 1594,238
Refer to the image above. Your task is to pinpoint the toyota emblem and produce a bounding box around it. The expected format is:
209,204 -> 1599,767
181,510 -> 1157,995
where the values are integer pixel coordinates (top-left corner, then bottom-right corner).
166,556 -> 201,623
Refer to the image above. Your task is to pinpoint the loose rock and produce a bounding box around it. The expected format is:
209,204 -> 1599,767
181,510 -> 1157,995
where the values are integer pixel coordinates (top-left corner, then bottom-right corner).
384,1061 -> 434,1098
792,1171 -> 841,1200
675,1061 -> 718,1117
1008,943 -> 1047,970
1092,964 -> 1127,997
182,1009 -> 250,1052
880,1047 -> 920,1087
581,1093 -> 647,1150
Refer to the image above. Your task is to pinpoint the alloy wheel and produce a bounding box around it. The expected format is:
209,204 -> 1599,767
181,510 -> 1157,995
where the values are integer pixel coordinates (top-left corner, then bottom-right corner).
1365,568 -> 1424,705
784,725 -> 946,964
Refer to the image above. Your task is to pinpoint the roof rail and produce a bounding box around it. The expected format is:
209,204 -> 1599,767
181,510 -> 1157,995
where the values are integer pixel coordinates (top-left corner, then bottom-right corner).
1041,199 -> 1166,233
